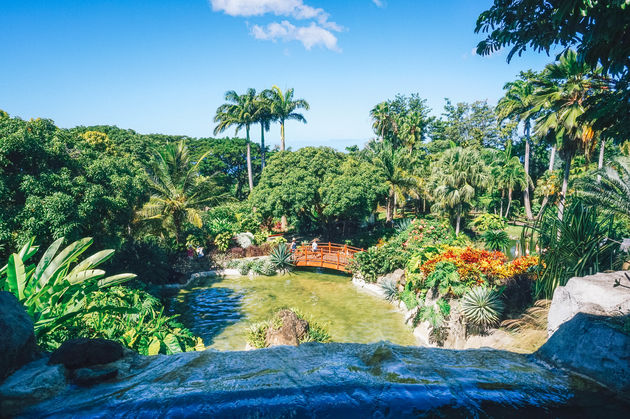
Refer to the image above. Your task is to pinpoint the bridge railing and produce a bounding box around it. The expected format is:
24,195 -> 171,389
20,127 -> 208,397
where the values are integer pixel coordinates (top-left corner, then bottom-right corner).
292,242 -> 363,272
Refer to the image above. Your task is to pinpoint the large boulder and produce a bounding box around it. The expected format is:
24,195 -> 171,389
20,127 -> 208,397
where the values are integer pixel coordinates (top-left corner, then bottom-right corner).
537,312 -> 630,394
547,271 -> 630,336
0,292 -> 37,381
49,338 -> 124,369
265,309 -> 309,347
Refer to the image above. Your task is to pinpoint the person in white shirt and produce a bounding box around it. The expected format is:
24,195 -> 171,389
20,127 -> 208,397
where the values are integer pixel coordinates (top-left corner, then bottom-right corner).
311,240 -> 318,252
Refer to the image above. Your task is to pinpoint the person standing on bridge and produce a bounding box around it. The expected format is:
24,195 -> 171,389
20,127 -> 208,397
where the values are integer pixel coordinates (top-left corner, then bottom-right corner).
290,238 -> 297,252
311,240 -> 318,252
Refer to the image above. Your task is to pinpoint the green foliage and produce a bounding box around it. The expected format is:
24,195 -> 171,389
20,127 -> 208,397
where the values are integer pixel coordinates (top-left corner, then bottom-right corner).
0,237 -> 136,344
58,286 -> 204,355
471,213 -> 507,232
238,259 -> 253,276
214,231 -> 233,252
269,244 -> 294,273
425,261 -> 466,297
483,230 -> 511,251
0,117 -> 147,254
528,200 -> 619,299
460,286 -> 505,329
400,289 -> 418,310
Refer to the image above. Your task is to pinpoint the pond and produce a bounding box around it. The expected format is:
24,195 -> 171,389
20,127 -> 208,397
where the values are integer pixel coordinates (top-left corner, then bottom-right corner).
168,270 -> 418,351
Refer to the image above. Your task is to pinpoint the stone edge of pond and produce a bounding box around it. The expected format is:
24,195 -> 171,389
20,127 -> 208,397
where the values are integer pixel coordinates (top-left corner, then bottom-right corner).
160,269 -> 243,290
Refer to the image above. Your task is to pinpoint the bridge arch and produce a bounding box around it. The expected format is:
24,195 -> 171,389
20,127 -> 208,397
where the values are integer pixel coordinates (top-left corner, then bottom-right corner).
292,243 -> 363,273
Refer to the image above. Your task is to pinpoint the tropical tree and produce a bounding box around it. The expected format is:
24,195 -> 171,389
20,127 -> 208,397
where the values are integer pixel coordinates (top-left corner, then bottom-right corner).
255,91 -> 273,169
137,141 -> 223,244
497,71 -> 540,219
431,147 -> 490,234
575,159 -> 630,220
491,142 -> 530,218
531,50 -> 602,219
214,89 -> 259,191
368,141 -> 417,223
266,86 -> 310,151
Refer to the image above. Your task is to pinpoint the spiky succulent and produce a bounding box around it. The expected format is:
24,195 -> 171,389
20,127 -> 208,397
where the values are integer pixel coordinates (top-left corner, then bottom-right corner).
269,243 -> 294,273
380,278 -> 399,302
460,286 -> 504,328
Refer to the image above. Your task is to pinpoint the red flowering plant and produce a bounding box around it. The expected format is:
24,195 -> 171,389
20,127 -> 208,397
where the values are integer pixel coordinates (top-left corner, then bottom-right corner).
408,246 -> 539,289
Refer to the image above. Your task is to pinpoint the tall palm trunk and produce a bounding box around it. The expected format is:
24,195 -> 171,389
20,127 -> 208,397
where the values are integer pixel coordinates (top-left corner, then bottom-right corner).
597,138 -> 605,183
548,145 -> 556,172
455,206 -> 462,236
558,150 -> 573,221
280,119 -> 286,151
506,188 -> 513,218
523,122 -> 533,219
246,125 -> 254,192
260,123 -> 266,169
386,188 -> 395,223
500,189 -> 505,218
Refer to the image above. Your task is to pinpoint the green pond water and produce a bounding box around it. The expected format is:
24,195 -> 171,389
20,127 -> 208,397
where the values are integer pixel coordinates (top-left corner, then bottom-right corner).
169,270 -> 418,351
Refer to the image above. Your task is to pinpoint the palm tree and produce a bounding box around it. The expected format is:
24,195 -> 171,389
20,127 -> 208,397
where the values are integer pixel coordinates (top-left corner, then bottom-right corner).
575,159 -> 630,219
532,50 -> 602,219
497,71 -> 539,219
492,143 -> 530,218
431,147 -> 489,235
267,86 -> 310,151
255,92 -> 273,169
369,141 -> 416,223
214,89 -> 259,191
138,141 -> 221,244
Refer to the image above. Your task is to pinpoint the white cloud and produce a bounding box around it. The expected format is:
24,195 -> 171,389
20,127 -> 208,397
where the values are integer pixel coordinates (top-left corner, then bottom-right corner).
372,0 -> 385,7
251,20 -> 340,51
210,0 -> 344,49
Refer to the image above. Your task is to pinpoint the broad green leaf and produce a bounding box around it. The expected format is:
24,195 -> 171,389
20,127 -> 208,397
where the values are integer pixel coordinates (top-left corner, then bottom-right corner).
147,337 -> 161,356
69,249 -> 115,275
38,238 -> 93,288
97,273 -> 136,288
65,269 -> 106,285
163,334 -> 183,354
6,254 -> 26,299
34,237 -> 64,281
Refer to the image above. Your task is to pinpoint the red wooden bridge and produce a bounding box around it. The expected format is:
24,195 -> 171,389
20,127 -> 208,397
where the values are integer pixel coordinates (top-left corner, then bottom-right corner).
292,243 -> 363,273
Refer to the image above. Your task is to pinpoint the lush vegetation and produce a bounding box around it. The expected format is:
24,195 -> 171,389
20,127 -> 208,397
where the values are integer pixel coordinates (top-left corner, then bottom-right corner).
246,308 -> 332,349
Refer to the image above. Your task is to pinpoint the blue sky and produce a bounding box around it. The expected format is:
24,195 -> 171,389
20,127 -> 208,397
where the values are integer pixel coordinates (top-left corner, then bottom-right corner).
1,0 -> 557,150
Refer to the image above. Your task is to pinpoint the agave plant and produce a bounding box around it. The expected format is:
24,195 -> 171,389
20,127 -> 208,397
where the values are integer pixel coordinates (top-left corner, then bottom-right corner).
460,286 -> 504,329
394,218 -> 412,234
0,237 -> 136,339
269,243 -> 294,273
380,278 -> 399,302
483,230 -> 510,251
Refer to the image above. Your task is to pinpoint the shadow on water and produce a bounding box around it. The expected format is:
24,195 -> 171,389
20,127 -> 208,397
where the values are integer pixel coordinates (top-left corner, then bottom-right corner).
169,286 -> 245,346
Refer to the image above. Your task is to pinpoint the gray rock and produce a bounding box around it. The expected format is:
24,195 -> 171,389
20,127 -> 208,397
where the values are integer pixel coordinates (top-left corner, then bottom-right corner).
377,269 -> 405,286
49,338 -> 124,369
265,309 -> 309,347
547,271 -> 630,336
71,367 -> 118,387
537,312 -> 630,393
0,291 -> 37,381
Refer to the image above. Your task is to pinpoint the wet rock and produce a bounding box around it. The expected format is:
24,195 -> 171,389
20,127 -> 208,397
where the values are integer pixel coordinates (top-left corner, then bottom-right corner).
49,338 -> 124,369
537,312 -> 630,393
71,367 -> 118,387
0,357 -> 67,416
0,291 -> 38,381
265,309 -> 309,347
9,341 -> 629,417
548,271 -> 630,336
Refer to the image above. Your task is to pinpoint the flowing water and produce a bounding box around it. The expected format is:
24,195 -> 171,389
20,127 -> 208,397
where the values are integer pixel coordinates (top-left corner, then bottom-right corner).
168,270 -> 418,350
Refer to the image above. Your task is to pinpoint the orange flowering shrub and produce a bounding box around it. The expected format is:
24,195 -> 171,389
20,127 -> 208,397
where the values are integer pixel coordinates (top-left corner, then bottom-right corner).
417,246 -> 538,285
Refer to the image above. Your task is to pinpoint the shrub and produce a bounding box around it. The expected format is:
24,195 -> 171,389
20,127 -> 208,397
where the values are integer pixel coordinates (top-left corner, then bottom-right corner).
400,289 -> 418,309
260,259 -> 277,276
425,261 -> 466,297
214,231 -> 233,252
238,260 -> 252,275
0,237 -> 136,345
483,230 -> 511,251
235,232 -> 255,249
269,244 -> 294,273
471,213 -> 506,231
460,286 -> 504,329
